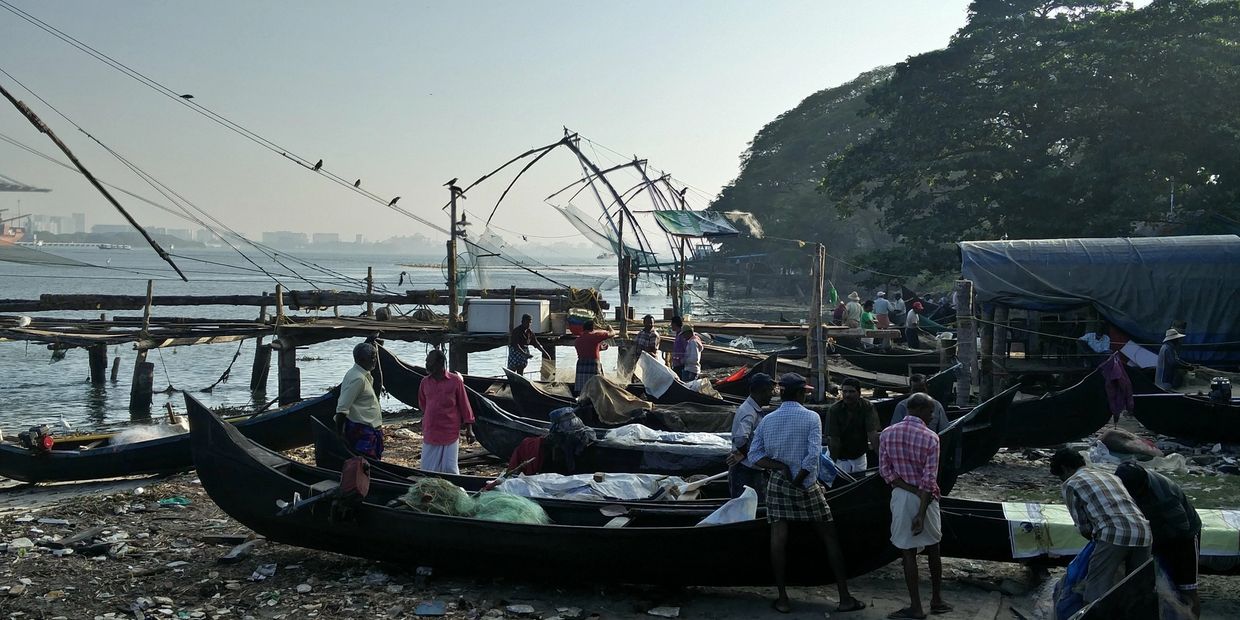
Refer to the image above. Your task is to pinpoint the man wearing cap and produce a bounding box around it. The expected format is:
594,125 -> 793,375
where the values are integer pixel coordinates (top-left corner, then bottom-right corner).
880,393 -> 951,618
874,291 -> 892,329
419,349 -> 476,474
844,292 -> 863,328
507,314 -> 550,375
336,341 -> 385,459
748,373 -> 865,614
633,314 -> 661,356
1157,328 -> 1191,390
726,373 -> 774,499
826,377 -> 880,474
904,301 -> 924,349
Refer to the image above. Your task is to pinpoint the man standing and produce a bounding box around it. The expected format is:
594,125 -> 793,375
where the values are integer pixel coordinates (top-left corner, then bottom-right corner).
507,313 -> 550,375
336,341 -> 385,459
1050,448 -> 1152,604
726,373 -> 774,499
826,378 -> 880,474
748,373 -> 865,614
633,314 -> 661,356
874,291 -> 892,329
904,302 -> 924,349
418,349 -> 475,474
890,374 -> 949,432
832,300 -> 847,326
574,320 -> 612,393
890,292 -> 907,325
880,393 -> 951,619
669,315 -> 686,376
1116,462 -> 1202,617
681,325 -> 703,381
844,292 -> 863,328
1157,328 -> 1191,390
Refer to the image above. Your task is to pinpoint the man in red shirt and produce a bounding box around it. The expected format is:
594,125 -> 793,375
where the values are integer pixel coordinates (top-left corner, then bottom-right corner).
879,393 -> 950,619
417,349 -> 475,474
574,320 -> 612,393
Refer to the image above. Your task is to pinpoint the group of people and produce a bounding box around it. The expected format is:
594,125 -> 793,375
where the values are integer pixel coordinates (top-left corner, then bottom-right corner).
833,291 -> 927,349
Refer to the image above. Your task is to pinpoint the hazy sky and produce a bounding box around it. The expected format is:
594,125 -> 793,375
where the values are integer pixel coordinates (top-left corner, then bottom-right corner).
0,1 -> 973,243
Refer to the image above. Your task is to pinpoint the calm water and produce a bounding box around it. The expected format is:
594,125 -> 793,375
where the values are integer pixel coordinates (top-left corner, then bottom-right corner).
0,246 -> 679,431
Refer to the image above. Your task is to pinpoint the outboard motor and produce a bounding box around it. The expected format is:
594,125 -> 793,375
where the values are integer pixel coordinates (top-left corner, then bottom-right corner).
1209,377 -> 1232,404
18,425 -> 54,455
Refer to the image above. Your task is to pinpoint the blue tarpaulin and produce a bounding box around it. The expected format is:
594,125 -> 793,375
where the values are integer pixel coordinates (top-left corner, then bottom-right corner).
959,235 -> 1240,365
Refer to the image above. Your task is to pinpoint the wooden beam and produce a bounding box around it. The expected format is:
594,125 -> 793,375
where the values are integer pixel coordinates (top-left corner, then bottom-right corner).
954,279 -> 975,408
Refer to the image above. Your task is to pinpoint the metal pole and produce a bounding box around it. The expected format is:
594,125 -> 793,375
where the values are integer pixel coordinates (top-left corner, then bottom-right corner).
448,183 -> 460,330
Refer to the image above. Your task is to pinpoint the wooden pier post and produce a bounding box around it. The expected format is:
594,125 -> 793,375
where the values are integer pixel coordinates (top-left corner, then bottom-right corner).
447,182 -> 462,331
274,284 -> 284,323
277,344 -> 300,406
954,280 -> 975,408
250,340 -> 271,392
508,285 -> 517,332
448,341 -> 469,374
129,280 -> 155,415
110,355 -> 120,383
979,305 -> 996,402
807,244 -> 826,401
366,266 -> 375,318
992,305 -> 1010,394
88,343 -> 108,385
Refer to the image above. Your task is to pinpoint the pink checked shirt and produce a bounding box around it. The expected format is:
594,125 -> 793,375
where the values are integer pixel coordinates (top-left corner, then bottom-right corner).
418,371 -> 475,446
878,416 -> 941,499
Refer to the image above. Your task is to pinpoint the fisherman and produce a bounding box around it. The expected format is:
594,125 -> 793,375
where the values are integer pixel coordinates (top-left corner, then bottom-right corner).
832,299 -> 847,326
574,319 -> 612,393
1050,448 -> 1152,604
826,377 -> 880,474
418,349 -> 475,474
880,393 -> 951,619
747,373 -> 866,614
1115,462 -> 1202,618
890,292 -> 907,325
335,341 -> 385,460
633,314 -> 661,356
726,372 -> 774,499
669,315 -> 687,376
874,291 -> 892,329
889,373 -> 949,433
844,292 -> 863,328
1157,328 -> 1192,390
507,313 -> 550,375
904,301 -> 924,349
1077,321 -> 1111,367
681,325 -> 703,381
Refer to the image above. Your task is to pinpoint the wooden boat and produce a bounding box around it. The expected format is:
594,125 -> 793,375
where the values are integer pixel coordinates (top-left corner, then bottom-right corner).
1002,366 -> 1111,447
0,391 -> 335,483
828,340 -> 951,377
186,392 -> 902,586
708,350 -> 915,393
1128,369 -> 1240,443
503,369 -> 737,422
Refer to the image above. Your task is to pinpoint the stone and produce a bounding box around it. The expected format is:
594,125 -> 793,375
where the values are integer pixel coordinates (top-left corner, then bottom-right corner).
37,518 -> 70,526
296,584 -> 312,594
647,607 -> 680,618
154,596 -> 175,605
556,607 -> 583,620
362,571 -> 389,587
9,584 -> 26,596
385,584 -> 404,594
506,604 -> 536,616
8,537 -> 34,551
482,610 -> 505,619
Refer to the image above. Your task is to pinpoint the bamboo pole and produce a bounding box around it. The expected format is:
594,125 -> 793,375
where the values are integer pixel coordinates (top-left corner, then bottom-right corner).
954,279 -> 975,408
366,266 -> 375,318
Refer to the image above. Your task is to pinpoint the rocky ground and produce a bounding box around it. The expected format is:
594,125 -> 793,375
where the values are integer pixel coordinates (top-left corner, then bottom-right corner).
2,411 -> 1240,619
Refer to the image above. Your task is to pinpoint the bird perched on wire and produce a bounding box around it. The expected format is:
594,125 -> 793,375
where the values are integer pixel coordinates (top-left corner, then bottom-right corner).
313,159 -> 323,171
388,197 -> 401,206
444,178 -> 458,187
180,94 -> 194,99
354,179 -> 361,187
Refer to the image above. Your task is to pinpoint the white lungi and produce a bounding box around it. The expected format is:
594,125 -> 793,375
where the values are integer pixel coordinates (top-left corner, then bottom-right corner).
421,441 -> 460,474
834,454 -> 868,474
889,487 -> 942,550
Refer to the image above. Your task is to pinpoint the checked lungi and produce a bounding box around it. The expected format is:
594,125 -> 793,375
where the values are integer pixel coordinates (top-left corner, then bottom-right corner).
343,419 -> 384,460
507,345 -> 532,372
574,358 -> 599,394
766,469 -> 832,523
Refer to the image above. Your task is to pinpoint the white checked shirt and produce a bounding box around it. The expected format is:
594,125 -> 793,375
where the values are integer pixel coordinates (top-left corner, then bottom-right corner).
746,401 -> 821,488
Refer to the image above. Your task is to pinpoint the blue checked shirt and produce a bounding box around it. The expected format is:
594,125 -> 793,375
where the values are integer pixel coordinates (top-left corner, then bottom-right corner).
746,401 -> 821,488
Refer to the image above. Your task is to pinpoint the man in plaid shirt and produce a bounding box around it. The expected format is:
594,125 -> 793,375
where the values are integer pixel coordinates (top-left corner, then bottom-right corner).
748,373 -> 865,615
879,393 -> 950,618
632,314 -> 661,355
1050,448 -> 1152,603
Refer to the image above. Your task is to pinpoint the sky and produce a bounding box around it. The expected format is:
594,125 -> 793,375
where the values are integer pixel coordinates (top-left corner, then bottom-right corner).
0,1 -> 974,244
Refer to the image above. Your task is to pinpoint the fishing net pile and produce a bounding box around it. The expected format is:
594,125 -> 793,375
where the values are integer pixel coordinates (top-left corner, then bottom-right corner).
397,478 -> 550,525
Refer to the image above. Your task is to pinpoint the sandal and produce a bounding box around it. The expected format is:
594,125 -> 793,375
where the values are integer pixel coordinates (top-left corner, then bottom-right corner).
887,608 -> 927,620
836,598 -> 867,613
931,602 -> 953,615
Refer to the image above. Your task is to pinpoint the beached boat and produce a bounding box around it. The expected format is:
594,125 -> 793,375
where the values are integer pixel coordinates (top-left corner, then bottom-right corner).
1002,366 -> 1111,447
186,393 -> 901,586
0,391 -> 334,483
828,341 -> 950,377
1128,369 -> 1240,443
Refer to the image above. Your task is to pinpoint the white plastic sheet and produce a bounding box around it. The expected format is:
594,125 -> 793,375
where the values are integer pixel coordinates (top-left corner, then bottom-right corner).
600,424 -> 732,456
696,487 -> 758,526
494,472 -> 686,501
635,351 -> 676,398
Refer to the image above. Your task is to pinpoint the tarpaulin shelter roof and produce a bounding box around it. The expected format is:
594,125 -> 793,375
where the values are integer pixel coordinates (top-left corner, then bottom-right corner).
959,235 -> 1240,365
651,210 -> 740,238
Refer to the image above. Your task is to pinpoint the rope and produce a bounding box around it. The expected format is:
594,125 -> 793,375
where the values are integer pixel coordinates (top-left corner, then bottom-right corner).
155,347 -> 176,393
198,339 -> 246,392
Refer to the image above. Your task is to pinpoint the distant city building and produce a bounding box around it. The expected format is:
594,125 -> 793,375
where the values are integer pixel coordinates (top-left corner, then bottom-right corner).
312,232 -> 340,244
145,226 -> 167,236
194,228 -> 214,243
166,228 -> 192,241
262,231 -> 308,247
92,224 -> 131,234
354,234 -> 365,244
72,213 -> 85,235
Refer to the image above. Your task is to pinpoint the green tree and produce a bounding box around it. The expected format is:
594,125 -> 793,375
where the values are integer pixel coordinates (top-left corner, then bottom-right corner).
823,0 -> 1240,276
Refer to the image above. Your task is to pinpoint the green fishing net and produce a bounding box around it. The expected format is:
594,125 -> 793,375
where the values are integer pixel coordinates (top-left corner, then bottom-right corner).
398,478 -> 550,525
473,491 -> 550,525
